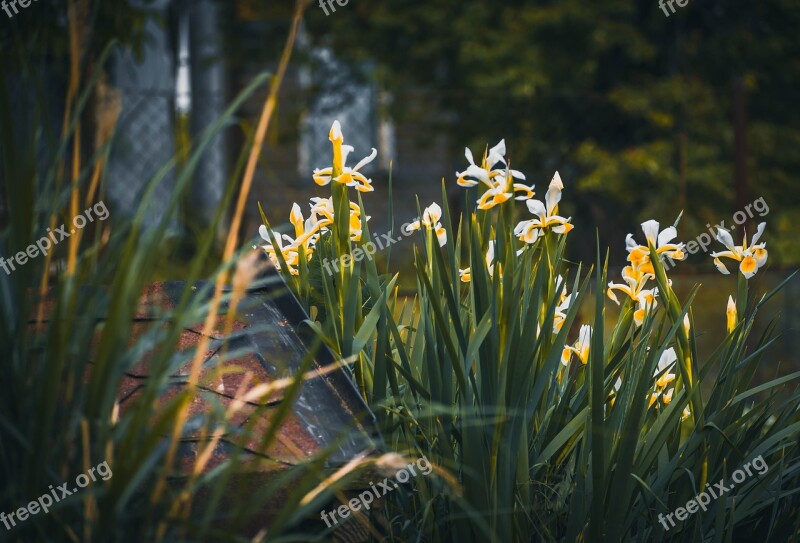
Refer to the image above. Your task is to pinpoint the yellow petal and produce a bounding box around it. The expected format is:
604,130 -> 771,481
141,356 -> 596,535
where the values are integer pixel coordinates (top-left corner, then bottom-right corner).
726,295 -> 737,333
740,256 -> 758,278
435,226 -> 448,247
336,172 -> 354,185
656,373 -> 675,389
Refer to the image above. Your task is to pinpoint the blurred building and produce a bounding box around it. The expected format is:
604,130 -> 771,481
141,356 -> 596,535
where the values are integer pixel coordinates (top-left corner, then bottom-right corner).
102,0 -> 454,243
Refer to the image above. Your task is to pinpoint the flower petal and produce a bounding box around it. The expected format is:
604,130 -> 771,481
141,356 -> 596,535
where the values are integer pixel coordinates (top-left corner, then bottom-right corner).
526,199 -> 547,218
657,347 -> 677,373
750,222 -> 767,246
435,226 -> 447,247
329,120 -> 343,142
641,220 -> 660,246
657,226 -> 677,248
740,256 -> 758,278
353,148 -> 378,171
716,228 -> 736,252
464,146 -> 475,165
545,184 -> 562,215
713,257 -> 731,275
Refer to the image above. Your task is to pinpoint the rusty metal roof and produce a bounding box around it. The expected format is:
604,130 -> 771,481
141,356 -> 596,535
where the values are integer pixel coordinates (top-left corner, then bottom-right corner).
45,275 -> 378,477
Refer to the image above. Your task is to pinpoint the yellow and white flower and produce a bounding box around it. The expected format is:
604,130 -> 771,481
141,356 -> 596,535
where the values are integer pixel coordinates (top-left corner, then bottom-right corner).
309,196 -> 368,242
562,324 -> 592,366
456,140 -> 534,210
288,202 -> 327,253
258,226 -> 301,276
607,264 -> 656,309
514,172 -> 574,244
711,222 -> 768,279
406,202 -> 448,247
458,240 -> 518,282
476,167 -> 535,210
649,347 -> 677,407
313,120 -> 377,193
626,220 -> 686,271
726,295 -> 737,333
456,140 -> 508,188
632,289 -> 659,327
554,276 -> 577,333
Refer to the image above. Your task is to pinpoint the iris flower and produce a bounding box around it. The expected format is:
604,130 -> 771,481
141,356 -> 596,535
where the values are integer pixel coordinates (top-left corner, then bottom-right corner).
727,295 -> 737,333
309,197 -> 368,242
626,220 -> 686,271
258,226 -> 301,276
561,324 -> 592,366
711,222 -> 768,279
514,172 -> 574,244
456,140 -> 534,210
476,167 -> 535,210
456,140 -> 508,188
649,348 -> 677,407
406,203 -> 448,247
553,276 -> 577,333
607,264 -> 656,305
313,120 -> 377,193
289,203 -> 327,253
459,240 -> 520,282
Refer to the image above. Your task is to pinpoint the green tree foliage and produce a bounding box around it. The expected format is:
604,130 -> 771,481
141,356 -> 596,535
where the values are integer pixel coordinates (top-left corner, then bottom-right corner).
308,0 -> 800,264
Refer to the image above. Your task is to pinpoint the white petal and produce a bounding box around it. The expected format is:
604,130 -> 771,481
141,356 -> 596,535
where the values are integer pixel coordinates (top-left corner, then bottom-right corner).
606,285 -> 619,305
716,228 -> 736,252
657,347 -> 677,373
509,169 -> 526,180
290,203 -> 303,225
465,164 -> 491,184
579,325 -> 592,346
424,203 -> 443,224
641,220 -> 660,246
329,120 -> 342,141
550,171 -> 564,190
488,139 -> 506,165
341,144 -> 354,165
465,147 -> 475,165
552,221 -> 572,234
527,198 -> 547,218
751,222 -> 767,246
259,225 -> 272,242
657,226 -> 677,248
625,234 -> 638,251
435,227 -> 447,247
486,241 -> 495,265
353,148 -> 378,171
545,185 -> 562,215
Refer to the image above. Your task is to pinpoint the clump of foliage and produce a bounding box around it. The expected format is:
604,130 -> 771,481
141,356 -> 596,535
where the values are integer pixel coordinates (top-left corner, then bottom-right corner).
260,120 -> 800,541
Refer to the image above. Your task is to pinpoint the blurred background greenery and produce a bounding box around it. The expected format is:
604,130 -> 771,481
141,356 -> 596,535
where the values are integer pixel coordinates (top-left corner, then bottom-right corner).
2,0 -> 800,540
4,0 -> 799,259
1,0 -> 797,402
